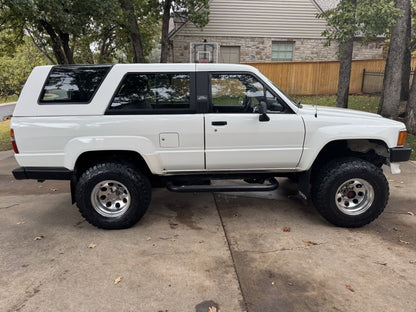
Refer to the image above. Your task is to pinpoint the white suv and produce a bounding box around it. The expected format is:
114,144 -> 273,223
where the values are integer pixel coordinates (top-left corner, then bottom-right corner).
11,64 -> 412,229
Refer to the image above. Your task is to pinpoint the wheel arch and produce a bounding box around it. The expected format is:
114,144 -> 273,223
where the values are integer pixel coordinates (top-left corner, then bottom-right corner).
74,150 -> 153,179
309,139 -> 389,175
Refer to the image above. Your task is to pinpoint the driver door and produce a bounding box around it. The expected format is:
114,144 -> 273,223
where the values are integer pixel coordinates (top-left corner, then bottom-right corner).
204,72 -> 304,171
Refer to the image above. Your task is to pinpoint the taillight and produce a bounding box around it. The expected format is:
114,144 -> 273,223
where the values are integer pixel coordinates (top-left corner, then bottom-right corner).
397,130 -> 407,146
10,129 -> 19,153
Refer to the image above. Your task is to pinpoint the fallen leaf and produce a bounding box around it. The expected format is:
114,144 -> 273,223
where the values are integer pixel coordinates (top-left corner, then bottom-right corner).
399,239 -> 410,245
394,185 -> 403,188
393,227 -> 398,231
199,240 -> 205,244
374,261 -> 387,266
50,188 -> 57,192
287,282 -> 293,286
387,247 -> 392,250
170,238 -> 176,242
303,240 -> 318,246
400,181 -> 404,184
271,281 -> 275,285
146,237 -> 151,241
346,285 -> 355,292
34,235 -> 44,241
283,227 -> 291,232
114,277 -> 122,284
409,260 -> 416,264
408,212 -> 415,216
16,221 -> 25,225
88,243 -> 97,249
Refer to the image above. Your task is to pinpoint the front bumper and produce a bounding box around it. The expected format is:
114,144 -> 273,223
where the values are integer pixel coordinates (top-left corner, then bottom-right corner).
390,146 -> 412,162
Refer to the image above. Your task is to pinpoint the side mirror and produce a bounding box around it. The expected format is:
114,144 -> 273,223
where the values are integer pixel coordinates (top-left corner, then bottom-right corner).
255,102 -> 270,122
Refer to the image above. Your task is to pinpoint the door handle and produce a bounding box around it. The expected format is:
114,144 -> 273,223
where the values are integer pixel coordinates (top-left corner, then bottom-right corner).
211,121 -> 227,126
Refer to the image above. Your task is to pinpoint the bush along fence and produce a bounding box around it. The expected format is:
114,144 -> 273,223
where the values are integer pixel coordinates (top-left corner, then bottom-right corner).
245,58 -> 416,95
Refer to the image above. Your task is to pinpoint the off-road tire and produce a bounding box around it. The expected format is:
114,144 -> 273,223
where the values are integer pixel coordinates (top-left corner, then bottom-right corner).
75,162 -> 151,229
311,158 -> 389,228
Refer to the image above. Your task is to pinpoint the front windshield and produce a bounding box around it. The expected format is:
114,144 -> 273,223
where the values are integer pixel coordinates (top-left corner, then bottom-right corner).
264,77 -> 299,107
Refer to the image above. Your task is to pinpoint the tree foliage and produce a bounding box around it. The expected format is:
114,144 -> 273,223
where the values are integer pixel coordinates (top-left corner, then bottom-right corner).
318,0 -> 401,108
0,0 -> 162,64
160,0 -> 209,62
1,0 -> 209,64
0,37 -> 49,99
1,0 -> 120,64
318,0 -> 401,51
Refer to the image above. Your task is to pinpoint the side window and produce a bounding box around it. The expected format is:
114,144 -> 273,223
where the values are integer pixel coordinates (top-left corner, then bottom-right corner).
39,65 -> 111,104
265,90 -> 285,112
109,73 -> 190,112
211,73 -> 284,113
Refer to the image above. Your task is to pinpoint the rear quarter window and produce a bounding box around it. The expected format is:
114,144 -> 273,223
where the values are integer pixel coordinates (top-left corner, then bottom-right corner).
39,65 -> 112,104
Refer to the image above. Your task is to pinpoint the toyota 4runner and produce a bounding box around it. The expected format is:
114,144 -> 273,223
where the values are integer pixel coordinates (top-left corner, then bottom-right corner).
10,64 -> 412,229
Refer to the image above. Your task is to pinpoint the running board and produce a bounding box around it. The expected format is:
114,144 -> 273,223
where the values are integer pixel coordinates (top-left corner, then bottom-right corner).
166,178 -> 279,193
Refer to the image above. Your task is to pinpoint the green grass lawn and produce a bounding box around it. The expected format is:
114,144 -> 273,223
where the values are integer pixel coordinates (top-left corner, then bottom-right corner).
0,120 -> 12,151
0,94 -> 18,104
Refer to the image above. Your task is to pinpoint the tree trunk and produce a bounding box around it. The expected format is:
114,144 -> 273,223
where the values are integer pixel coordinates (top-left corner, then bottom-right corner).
160,0 -> 172,63
336,37 -> 354,108
379,0 -> 410,118
27,30 -> 56,64
120,0 -> 145,63
39,20 -> 67,64
59,32 -> 75,64
401,5 -> 412,101
407,70 -> 416,134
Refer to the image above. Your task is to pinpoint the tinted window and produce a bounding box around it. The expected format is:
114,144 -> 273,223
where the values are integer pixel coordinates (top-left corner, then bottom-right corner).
109,73 -> 190,111
211,73 -> 286,113
39,65 -> 111,104
211,74 -> 263,113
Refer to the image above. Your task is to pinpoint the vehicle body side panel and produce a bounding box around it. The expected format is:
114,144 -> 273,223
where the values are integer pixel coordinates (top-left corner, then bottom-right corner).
298,105 -> 407,170
204,113 -> 304,170
11,115 -> 205,174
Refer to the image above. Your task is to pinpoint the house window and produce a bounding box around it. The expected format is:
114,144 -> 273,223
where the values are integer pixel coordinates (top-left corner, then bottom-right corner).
219,46 -> 240,63
272,42 -> 294,62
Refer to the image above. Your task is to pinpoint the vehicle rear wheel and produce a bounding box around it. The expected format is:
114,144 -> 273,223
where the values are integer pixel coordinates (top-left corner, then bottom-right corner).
311,158 -> 389,228
76,162 -> 151,229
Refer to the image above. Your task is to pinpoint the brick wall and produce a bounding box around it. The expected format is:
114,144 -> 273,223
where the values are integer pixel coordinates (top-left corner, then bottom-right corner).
170,35 -> 384,63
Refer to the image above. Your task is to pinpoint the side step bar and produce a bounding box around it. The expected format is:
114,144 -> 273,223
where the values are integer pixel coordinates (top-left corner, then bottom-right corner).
166,178 -> 279,193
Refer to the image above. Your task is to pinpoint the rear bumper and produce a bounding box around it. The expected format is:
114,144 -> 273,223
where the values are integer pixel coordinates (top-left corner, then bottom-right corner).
13,167 -> 73,180
390,146 -> 412,162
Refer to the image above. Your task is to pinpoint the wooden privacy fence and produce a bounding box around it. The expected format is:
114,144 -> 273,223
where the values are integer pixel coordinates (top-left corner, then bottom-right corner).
245,58 -> 416,95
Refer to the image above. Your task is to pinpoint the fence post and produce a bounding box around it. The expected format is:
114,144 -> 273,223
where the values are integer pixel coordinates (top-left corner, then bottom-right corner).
361,69 -> 366,94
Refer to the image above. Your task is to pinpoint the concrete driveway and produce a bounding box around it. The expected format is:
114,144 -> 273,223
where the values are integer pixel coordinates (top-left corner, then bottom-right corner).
1,150 -> 415,312
0,103 -> 15,120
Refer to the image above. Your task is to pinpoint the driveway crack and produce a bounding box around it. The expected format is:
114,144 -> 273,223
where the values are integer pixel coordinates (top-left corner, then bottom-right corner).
213,193 -> 248,312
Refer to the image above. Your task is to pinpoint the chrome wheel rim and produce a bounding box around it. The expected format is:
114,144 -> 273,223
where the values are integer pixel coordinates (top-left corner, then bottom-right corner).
335,178 -> 374,215
91,180 -> 131,218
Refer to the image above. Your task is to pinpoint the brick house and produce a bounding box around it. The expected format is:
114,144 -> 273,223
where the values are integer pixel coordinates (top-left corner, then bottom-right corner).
168,0 -> 384,63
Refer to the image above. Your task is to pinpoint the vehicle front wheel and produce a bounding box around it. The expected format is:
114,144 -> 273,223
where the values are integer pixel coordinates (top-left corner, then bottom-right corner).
311,158 -> 389,228
75,163 -> 151,229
